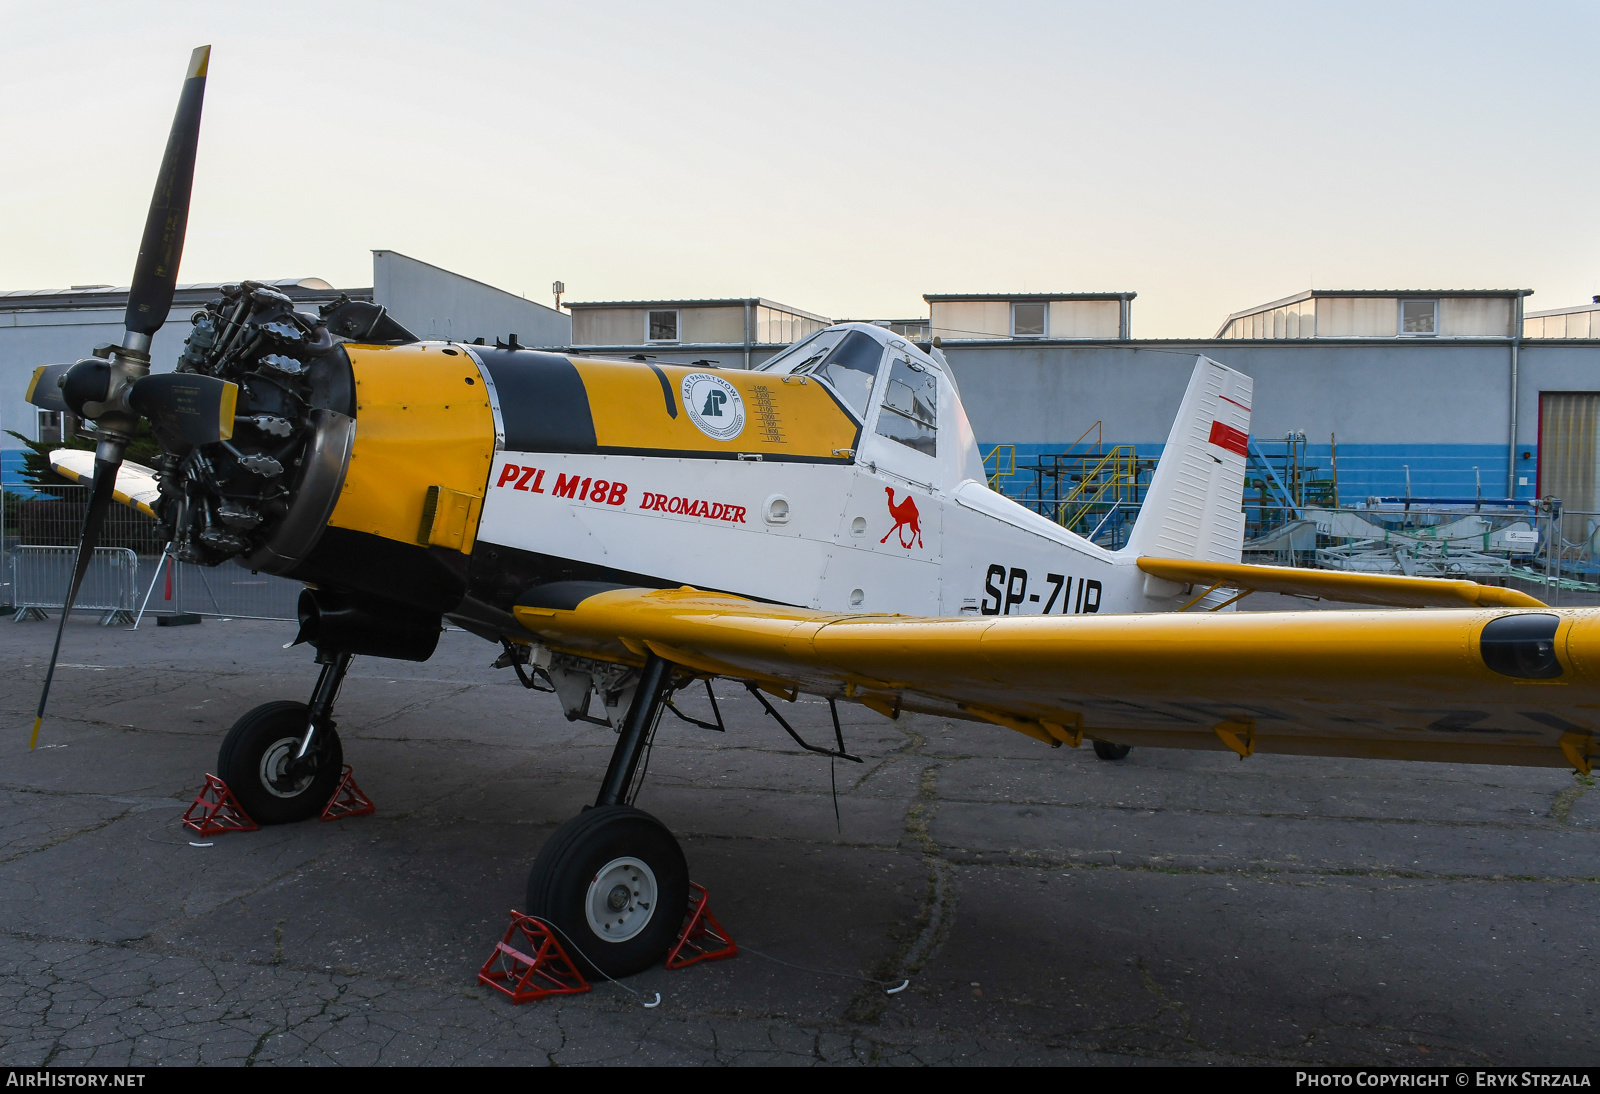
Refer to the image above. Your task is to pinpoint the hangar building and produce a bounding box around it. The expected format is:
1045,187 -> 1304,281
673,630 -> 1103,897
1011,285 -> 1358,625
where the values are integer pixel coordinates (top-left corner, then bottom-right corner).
566,298 -> 830,371
575,285 -> 1600,508
0,251 -> 568,482
8,258 -> 1600,516
924,288 -> 1600,510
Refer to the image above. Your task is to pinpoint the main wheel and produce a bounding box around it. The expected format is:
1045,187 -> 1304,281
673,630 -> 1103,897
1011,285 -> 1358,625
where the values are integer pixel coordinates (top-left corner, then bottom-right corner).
217,701 -> 344,825
1092,740 -> 1131,761
525,805 -> 689,979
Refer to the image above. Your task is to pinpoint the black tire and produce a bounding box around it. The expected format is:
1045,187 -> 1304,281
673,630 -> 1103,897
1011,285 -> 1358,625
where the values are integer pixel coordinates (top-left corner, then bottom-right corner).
217,701 -> 344,825
1092,740 -> 1131,761
525,805 -> 689,979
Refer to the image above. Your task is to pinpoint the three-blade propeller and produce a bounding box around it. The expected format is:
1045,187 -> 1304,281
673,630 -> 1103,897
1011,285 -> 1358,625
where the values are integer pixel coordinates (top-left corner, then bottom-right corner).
25,45 -> 223,748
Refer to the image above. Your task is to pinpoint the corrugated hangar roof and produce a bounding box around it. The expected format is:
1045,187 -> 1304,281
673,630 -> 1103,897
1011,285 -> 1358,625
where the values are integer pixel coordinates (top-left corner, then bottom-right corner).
0,278 -> 363,312
565,297 -> 830,321
923,292 -> 1136,302
1220,288 -> 1534,328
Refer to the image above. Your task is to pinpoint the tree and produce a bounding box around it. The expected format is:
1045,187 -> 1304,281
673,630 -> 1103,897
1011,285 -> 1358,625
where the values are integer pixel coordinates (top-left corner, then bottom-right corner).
4,421 -> 163,492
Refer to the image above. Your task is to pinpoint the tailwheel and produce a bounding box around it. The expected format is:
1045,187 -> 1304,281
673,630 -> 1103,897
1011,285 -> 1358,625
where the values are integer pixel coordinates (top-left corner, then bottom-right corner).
525,805 -> 689,978
217,701 -> 343,824
1092,739 -> 1131,762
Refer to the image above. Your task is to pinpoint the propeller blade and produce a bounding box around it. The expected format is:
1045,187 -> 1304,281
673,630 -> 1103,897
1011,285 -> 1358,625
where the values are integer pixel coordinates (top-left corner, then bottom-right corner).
128,372 -> 237,448
124,45 -> 210,338
30,455 -> 121,748
25,364 -> 74,413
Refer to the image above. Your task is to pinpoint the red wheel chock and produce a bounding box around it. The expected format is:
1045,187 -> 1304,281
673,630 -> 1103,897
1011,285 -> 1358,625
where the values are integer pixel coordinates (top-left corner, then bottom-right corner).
478,911 -> 591,1004
181,774 -> 258,836
321,765 -> 375,821
665,883 -> 738,970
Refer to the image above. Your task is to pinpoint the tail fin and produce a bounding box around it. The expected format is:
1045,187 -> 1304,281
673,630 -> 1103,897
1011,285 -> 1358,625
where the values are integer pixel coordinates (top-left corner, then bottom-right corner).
1123,355 -> 1253,562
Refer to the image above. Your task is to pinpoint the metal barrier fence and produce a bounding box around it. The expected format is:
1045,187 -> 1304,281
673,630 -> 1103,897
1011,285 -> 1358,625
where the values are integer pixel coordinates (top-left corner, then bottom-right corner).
138,553 -> 303,621
10,546 -> 139,624
991,488 -> 1594,603
3,484 -> 302,622
1239,502 -> 1597,603
3,484 -> 166,553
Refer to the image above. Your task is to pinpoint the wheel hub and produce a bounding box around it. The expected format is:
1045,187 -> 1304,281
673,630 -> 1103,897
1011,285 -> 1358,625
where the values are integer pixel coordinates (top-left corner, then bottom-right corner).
259,735 -> 315,799
585,857 -> 657,943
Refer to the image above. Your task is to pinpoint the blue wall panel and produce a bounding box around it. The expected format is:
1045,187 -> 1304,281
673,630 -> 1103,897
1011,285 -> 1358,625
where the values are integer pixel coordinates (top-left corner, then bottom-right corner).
981,439 -> 1526,506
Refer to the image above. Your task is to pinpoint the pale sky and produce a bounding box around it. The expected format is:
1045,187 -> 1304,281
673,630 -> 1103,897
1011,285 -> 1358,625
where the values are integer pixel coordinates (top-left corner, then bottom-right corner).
2,0 -> 1595,338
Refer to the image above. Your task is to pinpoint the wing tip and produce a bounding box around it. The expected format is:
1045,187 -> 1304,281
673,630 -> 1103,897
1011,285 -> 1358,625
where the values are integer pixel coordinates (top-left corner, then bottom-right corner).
1475,586 -> 1548,609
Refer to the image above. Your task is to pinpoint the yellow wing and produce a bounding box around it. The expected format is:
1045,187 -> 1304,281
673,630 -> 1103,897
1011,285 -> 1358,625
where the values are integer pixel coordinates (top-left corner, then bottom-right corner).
49,450 -> 161,519
514,587 -> 1599,773
1137,556 -> 1545,609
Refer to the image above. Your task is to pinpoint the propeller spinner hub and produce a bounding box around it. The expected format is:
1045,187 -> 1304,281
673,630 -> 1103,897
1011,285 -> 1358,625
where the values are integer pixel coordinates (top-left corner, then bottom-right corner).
58,343 -> 150,438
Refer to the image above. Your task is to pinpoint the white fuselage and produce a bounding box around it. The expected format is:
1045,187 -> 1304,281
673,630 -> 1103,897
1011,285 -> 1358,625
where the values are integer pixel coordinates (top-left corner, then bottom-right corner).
475,451 -> 1144,618
472,325 -> 1250,620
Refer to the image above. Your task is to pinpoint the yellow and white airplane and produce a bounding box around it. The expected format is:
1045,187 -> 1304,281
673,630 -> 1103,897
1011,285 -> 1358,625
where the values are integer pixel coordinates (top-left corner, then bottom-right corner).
26,47 -> 1595,977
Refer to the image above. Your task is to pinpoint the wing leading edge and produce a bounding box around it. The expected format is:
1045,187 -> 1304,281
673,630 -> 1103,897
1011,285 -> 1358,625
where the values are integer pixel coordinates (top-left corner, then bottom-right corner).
514,587 -> 1600,772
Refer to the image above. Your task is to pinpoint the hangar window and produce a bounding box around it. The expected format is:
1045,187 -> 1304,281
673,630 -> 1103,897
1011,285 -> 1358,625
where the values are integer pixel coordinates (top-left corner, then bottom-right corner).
647,310 -> 679,342
1400,299 -> 1437,336
876,357 -> 938,456
1012,302 -> 1047,338
37,410 -> 63,444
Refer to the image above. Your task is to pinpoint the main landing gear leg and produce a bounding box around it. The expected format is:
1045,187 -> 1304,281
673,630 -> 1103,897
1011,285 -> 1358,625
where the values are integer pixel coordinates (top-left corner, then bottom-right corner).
526,653 -> 690,978
217,650 -> 353,824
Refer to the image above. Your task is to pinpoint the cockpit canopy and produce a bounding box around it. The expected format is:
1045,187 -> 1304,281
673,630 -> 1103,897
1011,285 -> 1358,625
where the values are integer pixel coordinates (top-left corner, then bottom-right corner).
757,323 -> 983,485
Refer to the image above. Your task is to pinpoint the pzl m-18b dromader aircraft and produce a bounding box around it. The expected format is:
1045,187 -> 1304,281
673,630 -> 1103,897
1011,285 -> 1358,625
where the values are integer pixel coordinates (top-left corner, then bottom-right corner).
26,48 -> 1597,976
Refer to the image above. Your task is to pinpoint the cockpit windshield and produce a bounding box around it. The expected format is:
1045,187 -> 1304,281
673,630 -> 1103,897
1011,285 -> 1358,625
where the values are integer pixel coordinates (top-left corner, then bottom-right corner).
808,331 -> 885,419
757,329 -> 844,375
758,328 -> 885,421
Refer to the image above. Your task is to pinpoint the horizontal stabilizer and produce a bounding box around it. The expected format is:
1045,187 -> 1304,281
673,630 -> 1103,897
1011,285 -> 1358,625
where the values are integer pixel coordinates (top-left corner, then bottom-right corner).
50,449 -> 162,519
1137,557 -> 1545,609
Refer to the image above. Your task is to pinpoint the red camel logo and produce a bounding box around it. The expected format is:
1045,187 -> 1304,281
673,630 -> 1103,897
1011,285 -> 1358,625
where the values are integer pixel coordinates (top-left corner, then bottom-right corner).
881,488 -> 923,549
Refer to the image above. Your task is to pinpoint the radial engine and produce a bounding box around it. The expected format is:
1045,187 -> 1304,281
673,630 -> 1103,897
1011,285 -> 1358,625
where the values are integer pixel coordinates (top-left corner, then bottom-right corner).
145,283 -> 414,571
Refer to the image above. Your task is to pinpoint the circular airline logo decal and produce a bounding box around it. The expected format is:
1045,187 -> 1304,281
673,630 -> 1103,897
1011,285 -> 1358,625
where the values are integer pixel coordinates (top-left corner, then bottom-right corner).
681,372 -> 745,442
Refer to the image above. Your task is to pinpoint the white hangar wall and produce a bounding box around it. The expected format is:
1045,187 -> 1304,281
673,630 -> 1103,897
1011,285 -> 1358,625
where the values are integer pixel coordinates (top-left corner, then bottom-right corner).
0,280 -> 352,480
372,251 -> 570,348
942,339 -> 1600,504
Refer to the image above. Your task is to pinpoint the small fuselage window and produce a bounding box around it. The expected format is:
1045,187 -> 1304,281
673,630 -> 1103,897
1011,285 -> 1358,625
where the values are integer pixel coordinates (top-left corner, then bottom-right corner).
876,357 -> 937,456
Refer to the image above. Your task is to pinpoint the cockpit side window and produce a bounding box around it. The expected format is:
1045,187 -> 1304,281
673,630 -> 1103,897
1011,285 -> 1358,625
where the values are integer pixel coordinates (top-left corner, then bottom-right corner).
875,357 -> 938,457
809,330 -> 884,420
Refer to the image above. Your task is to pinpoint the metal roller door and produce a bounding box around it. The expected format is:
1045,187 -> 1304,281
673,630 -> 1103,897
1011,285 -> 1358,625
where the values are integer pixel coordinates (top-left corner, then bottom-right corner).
1538,392 -> 1600,538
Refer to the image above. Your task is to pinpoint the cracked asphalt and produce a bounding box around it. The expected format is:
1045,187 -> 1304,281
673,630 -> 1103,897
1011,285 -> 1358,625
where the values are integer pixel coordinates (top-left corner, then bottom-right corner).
1,603 -> 1597,1066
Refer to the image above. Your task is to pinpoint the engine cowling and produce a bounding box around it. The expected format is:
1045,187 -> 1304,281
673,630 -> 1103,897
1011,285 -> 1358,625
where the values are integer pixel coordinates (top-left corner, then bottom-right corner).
151,282 -> 413,571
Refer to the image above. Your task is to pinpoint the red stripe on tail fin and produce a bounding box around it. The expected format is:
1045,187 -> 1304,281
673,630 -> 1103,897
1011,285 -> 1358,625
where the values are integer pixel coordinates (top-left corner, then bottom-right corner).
1208,420 -> 1249,457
